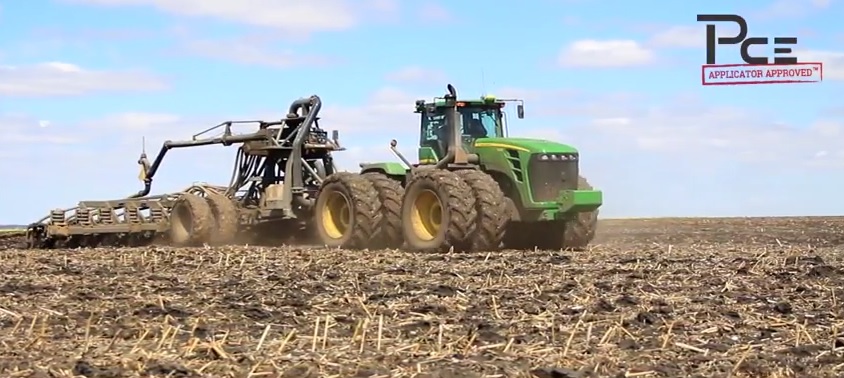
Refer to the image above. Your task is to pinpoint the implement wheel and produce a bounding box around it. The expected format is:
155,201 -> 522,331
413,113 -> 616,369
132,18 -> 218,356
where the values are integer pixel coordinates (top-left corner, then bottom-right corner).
169,193 -> 213,246
205,193 -> 239,245
401,169 -> 476,252
314,172 -> 380,249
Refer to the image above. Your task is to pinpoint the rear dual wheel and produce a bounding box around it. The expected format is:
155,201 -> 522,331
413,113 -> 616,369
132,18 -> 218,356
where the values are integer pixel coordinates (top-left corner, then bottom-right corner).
313,172 -> 405,249
314,172 -> 381,249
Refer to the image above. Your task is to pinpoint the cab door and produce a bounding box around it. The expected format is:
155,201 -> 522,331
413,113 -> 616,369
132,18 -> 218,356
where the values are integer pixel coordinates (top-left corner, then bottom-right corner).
418,110 -> 446,164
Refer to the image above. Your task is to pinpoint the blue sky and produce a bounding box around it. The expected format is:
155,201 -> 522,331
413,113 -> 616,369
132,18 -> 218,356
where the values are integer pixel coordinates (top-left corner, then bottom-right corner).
0,0 -> 842,223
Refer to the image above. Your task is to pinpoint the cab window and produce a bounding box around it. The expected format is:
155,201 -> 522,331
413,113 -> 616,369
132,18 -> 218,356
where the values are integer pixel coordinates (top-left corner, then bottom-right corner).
421,112 -> 446,142
459,107 -> 501,138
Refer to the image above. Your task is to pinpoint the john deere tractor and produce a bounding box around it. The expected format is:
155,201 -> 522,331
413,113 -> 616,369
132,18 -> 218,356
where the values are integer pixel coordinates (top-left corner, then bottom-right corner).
312,84 -> 602,252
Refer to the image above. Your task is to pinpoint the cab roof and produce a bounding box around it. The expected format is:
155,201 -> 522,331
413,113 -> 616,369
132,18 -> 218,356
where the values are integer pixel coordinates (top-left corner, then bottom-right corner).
414,95 -> 504,112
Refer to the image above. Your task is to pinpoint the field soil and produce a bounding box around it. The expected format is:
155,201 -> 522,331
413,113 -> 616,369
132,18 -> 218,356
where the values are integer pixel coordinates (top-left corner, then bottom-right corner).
2,217 -> 844,377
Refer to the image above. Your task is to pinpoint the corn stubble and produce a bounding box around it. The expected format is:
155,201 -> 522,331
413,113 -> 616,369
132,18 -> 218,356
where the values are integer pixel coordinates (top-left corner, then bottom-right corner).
1,217 -> 844,377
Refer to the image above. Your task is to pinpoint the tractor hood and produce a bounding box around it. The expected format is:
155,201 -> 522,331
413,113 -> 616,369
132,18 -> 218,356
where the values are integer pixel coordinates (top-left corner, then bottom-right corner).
473,137 -> 579,154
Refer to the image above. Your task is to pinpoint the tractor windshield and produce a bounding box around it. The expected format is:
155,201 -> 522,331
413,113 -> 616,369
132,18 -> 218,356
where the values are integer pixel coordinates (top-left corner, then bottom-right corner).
419,105 -> 504,160
458,106 -> 502,139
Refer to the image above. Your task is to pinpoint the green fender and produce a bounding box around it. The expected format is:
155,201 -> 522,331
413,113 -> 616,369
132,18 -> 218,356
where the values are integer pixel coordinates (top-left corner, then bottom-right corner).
359,162 -> 408,177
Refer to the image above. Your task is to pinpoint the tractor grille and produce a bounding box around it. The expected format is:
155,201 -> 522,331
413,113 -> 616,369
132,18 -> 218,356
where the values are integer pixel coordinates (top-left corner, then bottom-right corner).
527,153 -> 579,202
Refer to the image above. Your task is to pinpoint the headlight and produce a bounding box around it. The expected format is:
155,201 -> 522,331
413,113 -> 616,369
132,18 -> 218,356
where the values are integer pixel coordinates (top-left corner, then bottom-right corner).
536,153 -> 578,161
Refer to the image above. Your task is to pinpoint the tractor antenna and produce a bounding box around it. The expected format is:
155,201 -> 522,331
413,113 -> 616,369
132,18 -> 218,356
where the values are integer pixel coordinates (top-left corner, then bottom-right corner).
141,136 -> 147,156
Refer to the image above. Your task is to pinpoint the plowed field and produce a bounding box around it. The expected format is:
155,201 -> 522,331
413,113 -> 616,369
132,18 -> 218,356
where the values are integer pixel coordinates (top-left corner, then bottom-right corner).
2,217 -> 844,377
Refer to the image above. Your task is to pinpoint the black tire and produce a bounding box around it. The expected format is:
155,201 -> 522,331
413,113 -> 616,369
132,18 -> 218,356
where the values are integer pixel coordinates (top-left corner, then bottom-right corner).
362,172 -> 404,249
455,170 -> 507,251
169,193 -> 214,246
401,169 -> 476,252
563,176 -> 599,249
314,172 -> 380,249
205,193 -> 239,245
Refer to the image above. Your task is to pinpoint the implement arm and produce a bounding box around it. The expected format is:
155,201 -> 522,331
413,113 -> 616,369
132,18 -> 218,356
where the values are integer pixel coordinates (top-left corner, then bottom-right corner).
131,95 -> 323,199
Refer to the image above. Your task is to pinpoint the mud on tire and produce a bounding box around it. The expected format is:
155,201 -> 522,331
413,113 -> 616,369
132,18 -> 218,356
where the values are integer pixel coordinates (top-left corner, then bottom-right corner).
205,193 -> 239,245
169,193 -> 214,246
563,176 -> 599,249
362,172 -> 404,249
314,172 -> 381,249
401,169 -> 476,253
455,169 -> 507,251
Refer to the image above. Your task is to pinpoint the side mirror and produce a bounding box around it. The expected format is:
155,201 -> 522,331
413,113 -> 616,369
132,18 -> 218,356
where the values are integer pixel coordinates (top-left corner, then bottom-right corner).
332,129 -> 339,141
517,104 -> 525,119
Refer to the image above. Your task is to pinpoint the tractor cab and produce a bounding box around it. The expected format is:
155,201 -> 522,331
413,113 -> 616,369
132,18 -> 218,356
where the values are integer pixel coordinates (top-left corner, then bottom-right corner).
414,95 -> 523,165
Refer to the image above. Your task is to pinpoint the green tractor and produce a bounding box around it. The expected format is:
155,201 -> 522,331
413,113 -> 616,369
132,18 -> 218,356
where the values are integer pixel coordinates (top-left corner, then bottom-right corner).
312,84 -> 602,252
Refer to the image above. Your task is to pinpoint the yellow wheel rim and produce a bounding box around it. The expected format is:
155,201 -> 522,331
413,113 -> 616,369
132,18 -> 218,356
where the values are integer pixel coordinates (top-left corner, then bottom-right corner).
411,189 -> 443,241
322,191 -> 351,239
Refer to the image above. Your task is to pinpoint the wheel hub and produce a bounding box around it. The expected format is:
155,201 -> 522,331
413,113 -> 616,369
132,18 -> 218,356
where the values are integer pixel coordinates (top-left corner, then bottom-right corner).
322,191 -> 351,239
410,189 -> 443,241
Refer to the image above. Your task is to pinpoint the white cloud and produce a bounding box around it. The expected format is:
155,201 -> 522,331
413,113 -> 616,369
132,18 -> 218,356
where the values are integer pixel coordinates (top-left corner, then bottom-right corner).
21,84 -> 837,173
556,98 -> 844,167
649,26 -> 704,48
469,87 -> 844,169
558,40 -> 654,68
0,62 -> 167,97
797,50 -> 844,80
495,87 -> 579,102
180,37 -> 333,68
0,112 -> 192,154
60,0 -> 397,34
0,113 -> 81,149
322,87 -> 420,135
86,112 -> 183,132
80,111 -> 245,150
314,86 -> 432,170
384,66 -> 447,83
